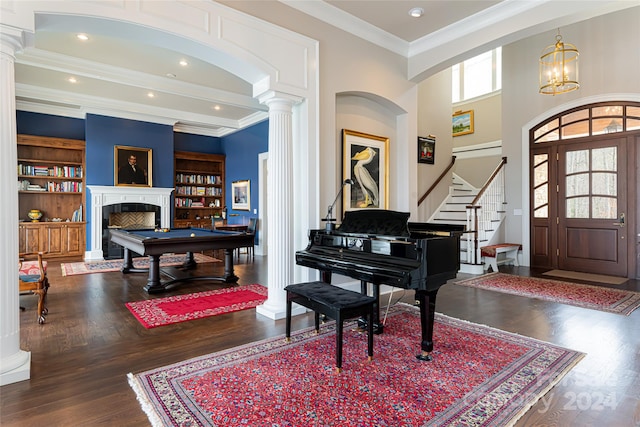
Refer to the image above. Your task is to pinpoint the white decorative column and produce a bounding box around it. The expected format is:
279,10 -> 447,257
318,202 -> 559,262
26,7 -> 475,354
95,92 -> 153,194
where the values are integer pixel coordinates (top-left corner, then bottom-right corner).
0,27 -> 30,385
256,93 -> 304,320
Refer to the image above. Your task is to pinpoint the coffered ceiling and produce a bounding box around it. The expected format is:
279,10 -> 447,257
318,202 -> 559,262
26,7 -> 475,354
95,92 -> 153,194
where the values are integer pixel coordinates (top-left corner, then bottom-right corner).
12,1 -> 633,137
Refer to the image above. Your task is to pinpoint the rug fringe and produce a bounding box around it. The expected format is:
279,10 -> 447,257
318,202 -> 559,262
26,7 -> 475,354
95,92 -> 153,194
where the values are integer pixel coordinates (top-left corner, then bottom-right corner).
127,373 -> 166,427
503,352 -> 586,427
398,302 -> 587,427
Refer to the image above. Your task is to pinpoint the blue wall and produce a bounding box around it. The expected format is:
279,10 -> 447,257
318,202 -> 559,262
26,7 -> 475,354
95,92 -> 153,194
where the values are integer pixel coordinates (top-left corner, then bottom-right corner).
16,111 -> 269,254
85,114 -> 174,187
221,120 -> 269,225
175,132 -> 223,154
84,114 -> 175,250
17,111 -> 85,139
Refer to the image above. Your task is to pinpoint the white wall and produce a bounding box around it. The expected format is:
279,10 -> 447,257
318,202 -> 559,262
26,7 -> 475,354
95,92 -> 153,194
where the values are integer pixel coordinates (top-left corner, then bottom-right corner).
416,69 -> 453,220
502,7 -> 640,265
215,1 -> 418,225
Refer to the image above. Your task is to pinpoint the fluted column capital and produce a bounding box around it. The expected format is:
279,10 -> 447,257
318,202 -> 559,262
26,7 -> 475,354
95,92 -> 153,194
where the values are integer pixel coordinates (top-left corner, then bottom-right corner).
258,91 -> 302,110
0,25 -> 25,58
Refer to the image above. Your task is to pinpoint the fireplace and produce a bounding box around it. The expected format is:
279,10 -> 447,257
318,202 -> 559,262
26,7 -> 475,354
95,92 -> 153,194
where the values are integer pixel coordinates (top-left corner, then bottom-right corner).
103,204 -> 161,259
86,186 -> 173,260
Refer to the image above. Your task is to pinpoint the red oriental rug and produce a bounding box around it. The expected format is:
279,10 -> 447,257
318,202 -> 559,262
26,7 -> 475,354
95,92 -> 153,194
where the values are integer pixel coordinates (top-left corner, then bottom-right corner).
455,272 -> 640,315
61,253 -> 220,276
128,303 -> 584,426
126,284 -> 267,328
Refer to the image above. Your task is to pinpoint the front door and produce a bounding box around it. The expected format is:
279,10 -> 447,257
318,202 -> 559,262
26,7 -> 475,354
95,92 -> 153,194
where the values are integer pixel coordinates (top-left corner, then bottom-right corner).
529,102 -> 639,277
557,138 -> 628,276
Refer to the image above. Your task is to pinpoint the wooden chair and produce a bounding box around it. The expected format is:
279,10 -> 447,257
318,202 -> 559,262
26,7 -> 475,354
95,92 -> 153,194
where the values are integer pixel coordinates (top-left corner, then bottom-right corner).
236,218 -> 257,261
19,251 -> 50,324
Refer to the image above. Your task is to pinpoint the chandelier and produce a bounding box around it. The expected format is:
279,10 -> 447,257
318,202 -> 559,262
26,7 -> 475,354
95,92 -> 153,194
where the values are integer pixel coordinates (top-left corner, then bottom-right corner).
539,30 -> 579,95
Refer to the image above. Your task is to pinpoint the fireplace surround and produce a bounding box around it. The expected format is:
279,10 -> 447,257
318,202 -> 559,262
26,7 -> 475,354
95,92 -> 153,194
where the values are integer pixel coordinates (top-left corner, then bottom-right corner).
86,186 -> 173,260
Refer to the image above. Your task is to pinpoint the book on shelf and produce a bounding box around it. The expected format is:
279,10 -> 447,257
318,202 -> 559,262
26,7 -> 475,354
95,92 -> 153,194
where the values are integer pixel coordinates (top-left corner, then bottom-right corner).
176,173 -> 222,185
71,205 -> 83,222
46,181 -> 82,192
26,184 -> 46,191
18,164 -> 83,178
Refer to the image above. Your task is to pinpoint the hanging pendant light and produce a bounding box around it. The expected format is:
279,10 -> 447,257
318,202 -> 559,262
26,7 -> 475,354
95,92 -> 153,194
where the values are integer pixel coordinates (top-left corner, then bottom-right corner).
539,29 -> 579,95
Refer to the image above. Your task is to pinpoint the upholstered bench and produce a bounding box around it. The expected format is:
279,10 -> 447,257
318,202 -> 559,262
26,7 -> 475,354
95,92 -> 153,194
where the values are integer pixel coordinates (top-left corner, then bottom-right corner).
480,243 -> 522,272
285,281 -> 375,372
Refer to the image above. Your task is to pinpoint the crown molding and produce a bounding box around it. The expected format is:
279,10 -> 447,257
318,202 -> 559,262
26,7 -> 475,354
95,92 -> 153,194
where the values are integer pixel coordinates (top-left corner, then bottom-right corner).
279,0 -> 408,56
16,48 -> 265,111
15,83 -> 262,137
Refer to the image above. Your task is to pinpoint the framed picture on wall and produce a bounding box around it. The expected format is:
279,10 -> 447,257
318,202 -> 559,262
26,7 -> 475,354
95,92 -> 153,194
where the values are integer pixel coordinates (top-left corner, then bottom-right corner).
452,110 -> 474,136
342,129 -> 389,214
232,179 -> 250,210
114,145 -> 152,187
418,135 -> 435,164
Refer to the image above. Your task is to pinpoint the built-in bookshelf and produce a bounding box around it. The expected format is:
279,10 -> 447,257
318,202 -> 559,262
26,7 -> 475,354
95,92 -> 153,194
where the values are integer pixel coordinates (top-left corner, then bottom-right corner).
174,151 -> 225,228
17,134 -> 86,258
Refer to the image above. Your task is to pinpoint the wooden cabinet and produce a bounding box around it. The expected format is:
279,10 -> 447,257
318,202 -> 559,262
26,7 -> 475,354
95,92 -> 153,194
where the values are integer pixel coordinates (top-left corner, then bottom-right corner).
18,135 -> 86,258
19,222 -> 85,257
174,151 -> 225,228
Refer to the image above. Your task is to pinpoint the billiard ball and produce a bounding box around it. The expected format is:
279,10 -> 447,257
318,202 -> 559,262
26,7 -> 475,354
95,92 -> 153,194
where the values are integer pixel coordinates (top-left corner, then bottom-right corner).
190,233 -> 196,237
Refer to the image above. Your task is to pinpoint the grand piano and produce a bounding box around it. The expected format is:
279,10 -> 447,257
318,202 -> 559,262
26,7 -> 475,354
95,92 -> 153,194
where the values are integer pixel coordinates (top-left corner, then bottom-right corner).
296,209 -> 464,361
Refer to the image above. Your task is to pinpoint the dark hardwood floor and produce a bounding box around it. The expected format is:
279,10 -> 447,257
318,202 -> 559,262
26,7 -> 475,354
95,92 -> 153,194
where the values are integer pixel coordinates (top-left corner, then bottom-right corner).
2,255 -> 639,426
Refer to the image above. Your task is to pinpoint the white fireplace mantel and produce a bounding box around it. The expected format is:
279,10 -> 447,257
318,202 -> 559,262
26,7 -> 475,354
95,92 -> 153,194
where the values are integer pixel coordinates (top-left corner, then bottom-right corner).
85,185 -> 173,260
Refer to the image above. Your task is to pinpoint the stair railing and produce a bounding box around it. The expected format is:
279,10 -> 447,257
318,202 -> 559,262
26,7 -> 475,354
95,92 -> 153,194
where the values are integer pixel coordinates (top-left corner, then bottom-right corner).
418,156 -> 456,206
464,157 -> 507,265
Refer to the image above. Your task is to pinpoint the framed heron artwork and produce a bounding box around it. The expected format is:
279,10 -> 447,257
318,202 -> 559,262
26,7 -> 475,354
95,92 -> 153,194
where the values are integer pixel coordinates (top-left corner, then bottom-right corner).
342,129 -> 389,214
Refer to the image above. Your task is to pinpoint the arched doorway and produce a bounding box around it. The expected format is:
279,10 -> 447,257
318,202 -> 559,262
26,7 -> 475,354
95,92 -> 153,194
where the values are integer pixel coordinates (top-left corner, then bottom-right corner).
529,102 -> 640,277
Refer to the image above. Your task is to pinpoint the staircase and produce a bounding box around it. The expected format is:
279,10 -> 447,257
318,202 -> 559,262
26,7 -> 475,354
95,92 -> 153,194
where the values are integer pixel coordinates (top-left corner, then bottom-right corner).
429,164 -> 507,274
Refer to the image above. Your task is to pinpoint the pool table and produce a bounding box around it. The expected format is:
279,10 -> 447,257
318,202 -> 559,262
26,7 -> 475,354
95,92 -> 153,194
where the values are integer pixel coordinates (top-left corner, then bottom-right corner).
109,227 -> 255,293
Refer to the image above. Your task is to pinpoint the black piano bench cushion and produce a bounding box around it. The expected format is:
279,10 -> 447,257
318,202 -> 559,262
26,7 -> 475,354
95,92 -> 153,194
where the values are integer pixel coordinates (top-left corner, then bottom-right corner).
285,282 -> 376,310
285,281 -> 375,372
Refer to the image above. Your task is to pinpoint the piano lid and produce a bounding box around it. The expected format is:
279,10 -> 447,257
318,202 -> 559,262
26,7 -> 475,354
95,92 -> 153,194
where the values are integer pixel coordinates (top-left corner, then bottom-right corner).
337,210 -> 410,237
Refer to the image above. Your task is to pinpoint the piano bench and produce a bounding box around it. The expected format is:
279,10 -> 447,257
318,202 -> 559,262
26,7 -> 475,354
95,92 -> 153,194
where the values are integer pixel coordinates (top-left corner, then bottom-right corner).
285,281 -> 376,373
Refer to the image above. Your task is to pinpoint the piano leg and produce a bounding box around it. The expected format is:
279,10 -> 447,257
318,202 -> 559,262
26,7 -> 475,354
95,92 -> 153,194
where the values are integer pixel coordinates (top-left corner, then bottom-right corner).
357,281 -> 384,334
415,289 -> 438,361
321,270 -> 332,283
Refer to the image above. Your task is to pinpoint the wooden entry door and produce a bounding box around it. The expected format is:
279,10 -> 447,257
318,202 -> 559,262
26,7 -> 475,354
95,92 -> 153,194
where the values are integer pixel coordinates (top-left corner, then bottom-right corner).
557,138 -> 628,276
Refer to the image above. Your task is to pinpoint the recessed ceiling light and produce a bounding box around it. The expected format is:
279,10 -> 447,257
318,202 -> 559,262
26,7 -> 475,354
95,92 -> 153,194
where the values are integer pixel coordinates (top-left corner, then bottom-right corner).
68,77 -> 77,83
76,33 -> 89,41
147,92 -> 155,98
409,7 -> 424,18
179,59 -> 188,67
213,105 -> 221,111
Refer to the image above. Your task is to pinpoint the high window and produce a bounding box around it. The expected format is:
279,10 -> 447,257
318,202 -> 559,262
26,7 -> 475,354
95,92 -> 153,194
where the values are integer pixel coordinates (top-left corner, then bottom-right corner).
452,47 -> 502,103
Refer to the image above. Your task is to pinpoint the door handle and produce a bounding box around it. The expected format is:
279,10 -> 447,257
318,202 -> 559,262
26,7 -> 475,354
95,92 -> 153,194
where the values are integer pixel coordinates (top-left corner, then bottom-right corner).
613,213 -> 625,227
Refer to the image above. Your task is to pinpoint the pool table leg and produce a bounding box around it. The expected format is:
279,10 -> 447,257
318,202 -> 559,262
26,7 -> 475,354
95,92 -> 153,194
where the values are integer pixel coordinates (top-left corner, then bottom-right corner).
143,255 -> 165,293
222,248 -> 239,283
181,252 -> 197,269
121,248 -> 134,272
121,248 -> 148,273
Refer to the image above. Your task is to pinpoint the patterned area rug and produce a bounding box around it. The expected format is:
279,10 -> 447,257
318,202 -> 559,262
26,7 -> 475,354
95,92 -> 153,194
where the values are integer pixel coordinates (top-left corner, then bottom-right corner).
126,284 -> 268,328
128,303 -> 584,426
60,253 -> 220,276
455,272 -> 640,315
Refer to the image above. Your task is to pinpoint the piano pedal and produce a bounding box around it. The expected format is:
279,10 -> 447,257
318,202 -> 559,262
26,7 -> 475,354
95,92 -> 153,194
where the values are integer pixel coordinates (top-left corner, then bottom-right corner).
351,325 -> 366,333
357,318 -> 384,334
